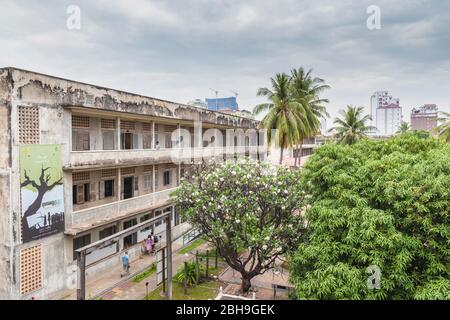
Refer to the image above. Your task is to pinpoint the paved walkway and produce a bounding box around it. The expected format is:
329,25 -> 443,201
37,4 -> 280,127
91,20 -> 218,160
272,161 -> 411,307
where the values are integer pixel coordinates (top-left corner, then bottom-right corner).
52,239 -> 212,300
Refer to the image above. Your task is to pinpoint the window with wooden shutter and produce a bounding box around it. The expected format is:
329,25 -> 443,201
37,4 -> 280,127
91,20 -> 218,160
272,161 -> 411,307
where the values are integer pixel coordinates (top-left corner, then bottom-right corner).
102,131 -> 115,150
77,184 -> 85,204
165,133 -> 173,148
134,176 -> 139,191
72,130 -> 90,151
143,175 -> 152,190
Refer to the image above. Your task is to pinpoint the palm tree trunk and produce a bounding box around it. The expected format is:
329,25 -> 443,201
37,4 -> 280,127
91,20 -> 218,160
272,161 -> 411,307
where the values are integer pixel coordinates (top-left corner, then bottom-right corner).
294,144 -> 298,167
279,147 -> 284,165
298,143 -> 302,167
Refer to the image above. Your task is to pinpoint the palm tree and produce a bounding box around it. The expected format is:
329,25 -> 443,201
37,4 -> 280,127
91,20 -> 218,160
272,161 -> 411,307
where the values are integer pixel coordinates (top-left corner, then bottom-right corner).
434,111 -> 450,143
397,121 -> 410,134
329,105 -> 376,145
289,68 -> 330,165
253,73 -> 303,164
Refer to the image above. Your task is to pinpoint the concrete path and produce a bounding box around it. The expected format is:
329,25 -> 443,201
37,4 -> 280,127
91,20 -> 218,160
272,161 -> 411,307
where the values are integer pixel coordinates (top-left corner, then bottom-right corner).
52,239 -> 212,300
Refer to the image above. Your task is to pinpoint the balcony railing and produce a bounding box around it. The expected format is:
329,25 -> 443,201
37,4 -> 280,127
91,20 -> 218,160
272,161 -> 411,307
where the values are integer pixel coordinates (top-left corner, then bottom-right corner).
68,187 -> 177,232
65,147 -> 248,170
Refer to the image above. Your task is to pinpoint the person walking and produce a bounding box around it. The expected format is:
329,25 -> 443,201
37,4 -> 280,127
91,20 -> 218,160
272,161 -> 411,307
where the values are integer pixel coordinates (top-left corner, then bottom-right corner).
121,251 -> 130,277
146,234 -> 153,254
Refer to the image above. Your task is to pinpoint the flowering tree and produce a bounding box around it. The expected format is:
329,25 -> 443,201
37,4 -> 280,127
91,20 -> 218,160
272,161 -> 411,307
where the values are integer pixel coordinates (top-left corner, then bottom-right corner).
172,159 -> 306,293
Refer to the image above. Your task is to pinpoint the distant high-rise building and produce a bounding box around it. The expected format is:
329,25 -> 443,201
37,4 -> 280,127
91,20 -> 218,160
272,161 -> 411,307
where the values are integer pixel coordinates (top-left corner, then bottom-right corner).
187,99 -> 208,109
376,103 -> 402,136
410,104 -> 438,131
206,96 -> 238,111
370,91 -> 400,128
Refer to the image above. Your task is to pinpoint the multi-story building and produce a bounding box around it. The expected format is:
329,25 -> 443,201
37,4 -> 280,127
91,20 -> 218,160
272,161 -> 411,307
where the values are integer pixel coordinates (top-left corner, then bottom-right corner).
0,67 -> 260,300
376,103 -> 402,136
410,104 -> 439,131
206,96 -> 238,111
370,91 -> 400,130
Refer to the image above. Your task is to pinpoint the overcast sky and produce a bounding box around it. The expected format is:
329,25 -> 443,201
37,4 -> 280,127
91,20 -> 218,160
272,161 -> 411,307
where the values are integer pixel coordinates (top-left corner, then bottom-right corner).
1,0 -> 449,126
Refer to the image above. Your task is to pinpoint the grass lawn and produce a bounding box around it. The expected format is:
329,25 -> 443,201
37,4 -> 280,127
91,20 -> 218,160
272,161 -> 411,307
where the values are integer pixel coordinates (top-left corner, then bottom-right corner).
145,279 -> 227,300
145,264 -> 227,300
178,238 -> 207,254
132,263 -> 156,283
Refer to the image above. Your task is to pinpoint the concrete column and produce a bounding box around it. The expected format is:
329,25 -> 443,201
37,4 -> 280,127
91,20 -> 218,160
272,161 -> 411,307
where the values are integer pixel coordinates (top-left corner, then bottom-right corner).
165,214 -> 172,300
152,164 -> 156,193
118,168 -> 122,202
152,121 -> 155,149
177,123 -> 181,148
76,251 -> 86,300
116,117 -> 121,150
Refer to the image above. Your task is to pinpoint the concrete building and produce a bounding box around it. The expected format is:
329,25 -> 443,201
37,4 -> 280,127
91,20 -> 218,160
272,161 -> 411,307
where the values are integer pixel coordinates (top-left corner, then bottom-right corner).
0,67 -> 259,300
376,103 -> 402,136
187,99 -> 208,109
370,91 -> 400,130
206,96 -> 238,111
411,104 -> 438,131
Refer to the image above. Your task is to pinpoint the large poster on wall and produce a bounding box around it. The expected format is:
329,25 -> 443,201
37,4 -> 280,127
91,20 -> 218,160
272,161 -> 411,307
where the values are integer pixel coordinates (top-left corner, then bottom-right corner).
20,144 -> 65,243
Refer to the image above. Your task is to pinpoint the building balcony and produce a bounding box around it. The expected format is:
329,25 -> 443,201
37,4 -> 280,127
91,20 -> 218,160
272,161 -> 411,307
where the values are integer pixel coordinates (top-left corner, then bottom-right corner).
66,187 -> 177,235
65,148 -> 175,170
64,147 -> 242,170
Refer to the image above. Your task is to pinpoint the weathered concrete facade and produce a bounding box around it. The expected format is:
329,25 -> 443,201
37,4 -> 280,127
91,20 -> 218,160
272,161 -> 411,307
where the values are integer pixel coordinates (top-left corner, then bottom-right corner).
0,67 -> 260,300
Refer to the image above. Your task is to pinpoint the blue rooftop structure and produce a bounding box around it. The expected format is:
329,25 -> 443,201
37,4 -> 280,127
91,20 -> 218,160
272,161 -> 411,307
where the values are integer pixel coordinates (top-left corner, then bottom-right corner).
206,96 -> 238,111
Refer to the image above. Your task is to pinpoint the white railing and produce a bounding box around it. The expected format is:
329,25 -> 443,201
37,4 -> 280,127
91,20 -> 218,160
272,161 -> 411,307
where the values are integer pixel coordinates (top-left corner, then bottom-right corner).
69,187 -> 177,228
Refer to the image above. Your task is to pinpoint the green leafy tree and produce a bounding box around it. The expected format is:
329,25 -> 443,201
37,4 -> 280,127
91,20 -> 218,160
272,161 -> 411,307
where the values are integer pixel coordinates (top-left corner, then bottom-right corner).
173,159 -> 306,293
253,73 -> 303,164
290,132 -> 450,299
434,111 -> 450,143
329,105 -> 376,145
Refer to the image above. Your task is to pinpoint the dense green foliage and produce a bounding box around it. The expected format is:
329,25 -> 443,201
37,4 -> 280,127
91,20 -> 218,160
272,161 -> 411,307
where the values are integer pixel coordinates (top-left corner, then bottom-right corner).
434,111 -> 450,143
173,158 -> 306,292
175,261 -> 205,287
290,133 -> 450,299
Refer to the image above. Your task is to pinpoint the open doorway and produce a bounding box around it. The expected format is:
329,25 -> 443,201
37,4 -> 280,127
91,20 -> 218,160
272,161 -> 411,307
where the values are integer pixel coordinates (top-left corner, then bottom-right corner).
123,177 -> 134,199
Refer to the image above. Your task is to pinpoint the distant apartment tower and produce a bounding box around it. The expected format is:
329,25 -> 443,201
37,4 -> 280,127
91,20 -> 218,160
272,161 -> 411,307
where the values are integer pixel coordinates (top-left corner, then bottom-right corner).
206,96 -> 238,111
376,103 -> 402,136
187,99 -> 208,109
370,91 -> 400,127
410,104 -> 438,131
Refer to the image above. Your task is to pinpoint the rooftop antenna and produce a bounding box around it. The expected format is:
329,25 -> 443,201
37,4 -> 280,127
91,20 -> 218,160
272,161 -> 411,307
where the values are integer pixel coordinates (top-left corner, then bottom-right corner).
209,88 -> 219,110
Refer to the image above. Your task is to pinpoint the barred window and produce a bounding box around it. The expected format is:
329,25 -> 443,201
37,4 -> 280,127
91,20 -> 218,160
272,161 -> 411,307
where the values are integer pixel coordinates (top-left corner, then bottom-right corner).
120,120 -> 135,131
73,171 -> 90,182
121,167 -> 135,175
72,115 -> 90,128
101,118 -> 116,129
